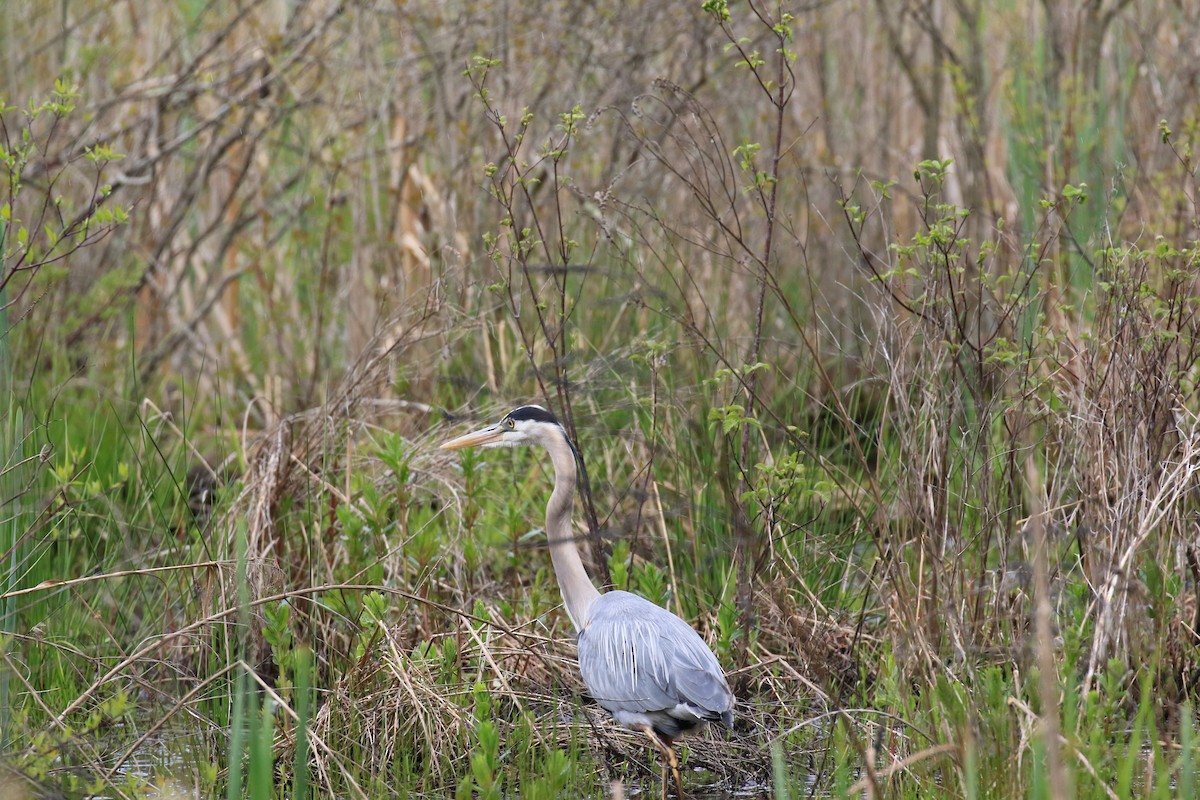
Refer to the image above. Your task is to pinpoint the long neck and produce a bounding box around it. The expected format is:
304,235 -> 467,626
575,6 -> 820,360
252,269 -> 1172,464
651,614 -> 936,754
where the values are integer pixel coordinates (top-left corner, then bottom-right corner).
542,430 -> 601,631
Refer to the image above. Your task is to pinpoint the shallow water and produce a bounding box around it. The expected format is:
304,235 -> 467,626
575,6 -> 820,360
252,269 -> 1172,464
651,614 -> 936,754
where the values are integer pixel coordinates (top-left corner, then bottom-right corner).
91,712 -> 814,799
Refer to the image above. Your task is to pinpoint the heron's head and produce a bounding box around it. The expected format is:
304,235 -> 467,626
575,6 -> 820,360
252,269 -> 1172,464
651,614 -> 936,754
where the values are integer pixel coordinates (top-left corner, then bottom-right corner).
440,405 -> 564,451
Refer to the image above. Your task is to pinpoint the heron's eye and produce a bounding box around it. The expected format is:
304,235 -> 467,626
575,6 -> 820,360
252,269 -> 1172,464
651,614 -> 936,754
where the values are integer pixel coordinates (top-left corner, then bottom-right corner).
503,418 -> 515,429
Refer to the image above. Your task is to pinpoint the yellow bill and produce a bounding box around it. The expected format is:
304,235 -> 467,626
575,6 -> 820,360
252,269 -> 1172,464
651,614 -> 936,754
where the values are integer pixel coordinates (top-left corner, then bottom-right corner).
440,424 -> 506,450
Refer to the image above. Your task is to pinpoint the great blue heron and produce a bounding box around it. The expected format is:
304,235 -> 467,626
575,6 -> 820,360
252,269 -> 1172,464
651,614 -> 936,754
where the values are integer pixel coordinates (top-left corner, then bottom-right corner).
441,405 -> 735,798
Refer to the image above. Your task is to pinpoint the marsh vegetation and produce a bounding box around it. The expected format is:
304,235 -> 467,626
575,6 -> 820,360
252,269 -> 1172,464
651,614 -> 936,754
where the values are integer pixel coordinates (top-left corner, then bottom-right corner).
3,1 -> 1200,797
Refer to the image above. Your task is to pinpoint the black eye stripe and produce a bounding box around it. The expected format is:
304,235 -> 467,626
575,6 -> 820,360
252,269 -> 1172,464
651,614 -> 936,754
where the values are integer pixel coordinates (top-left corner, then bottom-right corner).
506,405 -> 559,424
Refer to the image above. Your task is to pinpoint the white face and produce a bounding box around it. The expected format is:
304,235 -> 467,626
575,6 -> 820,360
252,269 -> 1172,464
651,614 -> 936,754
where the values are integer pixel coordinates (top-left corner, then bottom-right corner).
485,416 -> 534,447
440,414 -> 553,451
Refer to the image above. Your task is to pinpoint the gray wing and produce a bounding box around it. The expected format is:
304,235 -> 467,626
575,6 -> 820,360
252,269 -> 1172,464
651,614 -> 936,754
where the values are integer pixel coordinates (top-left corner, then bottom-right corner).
576,591 -> 734,731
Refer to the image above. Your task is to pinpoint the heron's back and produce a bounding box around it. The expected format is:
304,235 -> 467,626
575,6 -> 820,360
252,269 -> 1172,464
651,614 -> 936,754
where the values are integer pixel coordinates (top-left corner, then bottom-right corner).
576,590 -> 734,740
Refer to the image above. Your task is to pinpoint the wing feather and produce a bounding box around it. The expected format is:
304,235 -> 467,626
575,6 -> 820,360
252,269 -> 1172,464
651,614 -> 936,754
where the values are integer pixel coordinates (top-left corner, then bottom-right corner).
576,591 -> 733,723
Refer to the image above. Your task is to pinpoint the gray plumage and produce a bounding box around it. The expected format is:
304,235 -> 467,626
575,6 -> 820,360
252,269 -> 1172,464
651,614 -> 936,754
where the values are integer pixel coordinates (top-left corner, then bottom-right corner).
442,405 -> 735,752
578,590 -> 735,739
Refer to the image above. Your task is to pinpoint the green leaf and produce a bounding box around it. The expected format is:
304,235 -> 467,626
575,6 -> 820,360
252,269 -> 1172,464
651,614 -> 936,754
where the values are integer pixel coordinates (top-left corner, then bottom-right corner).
701,0 -> 730,22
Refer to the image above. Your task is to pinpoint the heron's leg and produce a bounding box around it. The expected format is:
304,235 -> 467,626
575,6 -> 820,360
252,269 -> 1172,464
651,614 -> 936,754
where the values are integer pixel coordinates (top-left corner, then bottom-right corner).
665,743 -> 683,800
635,726 -> 684,799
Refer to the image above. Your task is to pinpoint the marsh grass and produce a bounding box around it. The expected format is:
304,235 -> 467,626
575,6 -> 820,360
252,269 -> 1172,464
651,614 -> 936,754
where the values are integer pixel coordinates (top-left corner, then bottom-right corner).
4,1 -> 1200,798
